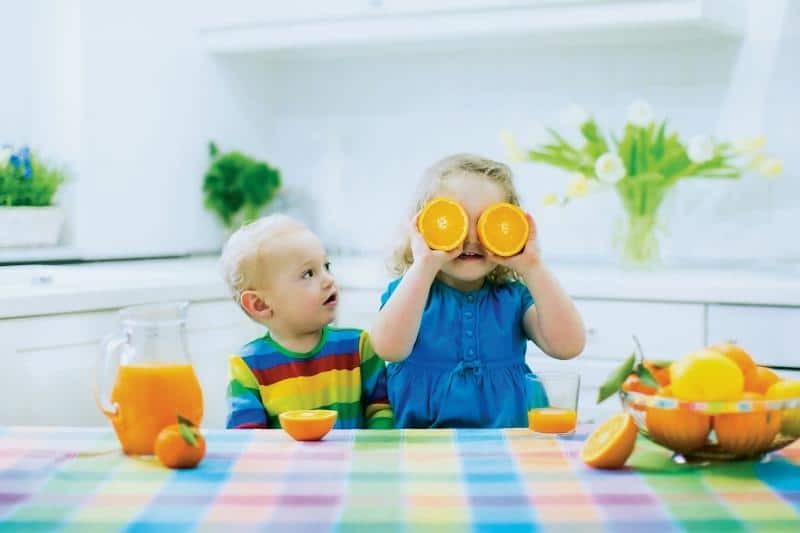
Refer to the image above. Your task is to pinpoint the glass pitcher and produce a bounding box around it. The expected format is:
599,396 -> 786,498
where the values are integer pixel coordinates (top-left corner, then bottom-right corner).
96,301 -> 204,455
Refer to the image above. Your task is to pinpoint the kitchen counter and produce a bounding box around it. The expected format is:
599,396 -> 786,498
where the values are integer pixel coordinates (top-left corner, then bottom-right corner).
2,254 -> 800,319
2,426 -> 798,530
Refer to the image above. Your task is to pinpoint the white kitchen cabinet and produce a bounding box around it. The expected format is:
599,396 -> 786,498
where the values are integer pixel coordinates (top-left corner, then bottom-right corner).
706,305 -> 800,368
574,299 -> 705,360
0,299 -> 261,429
198,0 -> 745,53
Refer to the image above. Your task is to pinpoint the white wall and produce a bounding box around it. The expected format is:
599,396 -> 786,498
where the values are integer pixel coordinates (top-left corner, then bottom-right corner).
7,0 -> 800,265
211,0 -> 800,265
0,1 -> 33,145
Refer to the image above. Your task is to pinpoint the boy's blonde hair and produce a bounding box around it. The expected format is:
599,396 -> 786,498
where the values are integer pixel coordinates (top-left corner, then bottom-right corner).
389,153 -> 523,285
219,214 -> 307,305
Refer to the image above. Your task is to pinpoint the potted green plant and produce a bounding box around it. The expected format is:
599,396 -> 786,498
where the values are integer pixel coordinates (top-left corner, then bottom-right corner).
501,101 -> 783,266
202,142 -> 281,230
0,145 -> 68,248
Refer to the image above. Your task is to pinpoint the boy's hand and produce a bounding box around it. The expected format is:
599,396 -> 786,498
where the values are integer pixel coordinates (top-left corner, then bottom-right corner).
409,212 -> 463,272
487,212 -> 543,275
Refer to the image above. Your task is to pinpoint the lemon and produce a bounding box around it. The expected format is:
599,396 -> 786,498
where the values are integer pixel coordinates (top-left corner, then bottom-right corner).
670,349 -> 744,401
766,380 -> 800,437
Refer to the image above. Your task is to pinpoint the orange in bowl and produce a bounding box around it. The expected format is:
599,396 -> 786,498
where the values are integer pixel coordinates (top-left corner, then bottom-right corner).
279,410 -> 337,441
714,393 -> 781,457
748,366 -> 782,394
417,198 -> 469,251
477,202 -> 530,257
708,342 -> 757,391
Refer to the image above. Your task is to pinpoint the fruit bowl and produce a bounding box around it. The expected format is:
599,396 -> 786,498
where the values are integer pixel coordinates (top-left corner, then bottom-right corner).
620,390 -> 800,463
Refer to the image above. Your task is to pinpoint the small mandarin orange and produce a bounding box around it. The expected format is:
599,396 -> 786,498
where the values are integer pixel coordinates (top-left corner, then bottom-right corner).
155,423 -> 206,469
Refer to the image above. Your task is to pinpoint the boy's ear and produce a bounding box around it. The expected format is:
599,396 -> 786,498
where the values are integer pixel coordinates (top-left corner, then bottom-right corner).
240,290 -> 274,321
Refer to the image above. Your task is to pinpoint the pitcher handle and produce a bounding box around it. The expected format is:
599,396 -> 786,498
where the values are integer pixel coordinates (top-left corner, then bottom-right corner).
95,331 -> 128,419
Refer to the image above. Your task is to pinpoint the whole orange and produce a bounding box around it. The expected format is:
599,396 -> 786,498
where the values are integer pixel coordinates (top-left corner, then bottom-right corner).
155,423 -> 206,469
621,374 -> 658,395
643,361 -> 671,387
645,386 -> 710,454
714,392 -> 781,457
670,349 -> 743,401
748,366 -> 782,394
766,380 -> 800,437
708,342 -> 757,391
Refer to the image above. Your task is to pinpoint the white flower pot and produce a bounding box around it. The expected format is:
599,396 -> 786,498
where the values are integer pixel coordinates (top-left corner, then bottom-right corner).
0,206 -> 65,248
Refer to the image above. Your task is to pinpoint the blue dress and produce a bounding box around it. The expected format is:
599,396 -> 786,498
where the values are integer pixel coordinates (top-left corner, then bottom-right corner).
381,278 -> 546,428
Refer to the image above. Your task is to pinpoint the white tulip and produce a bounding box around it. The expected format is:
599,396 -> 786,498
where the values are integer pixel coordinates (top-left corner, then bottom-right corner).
566,175 -> 589,199
562,103 -> 591,128
687,135 -> 715,164
758,157 -> 783,178
499,130 -> 525,162
734,136 -> 767,154
627,99 -> 653,127
594,153 -> 626,183
542,192 -> 559,206
0,145 -> 12,168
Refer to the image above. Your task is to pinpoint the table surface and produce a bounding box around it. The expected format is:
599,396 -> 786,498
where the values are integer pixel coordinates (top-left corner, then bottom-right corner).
1,426 -> 799,532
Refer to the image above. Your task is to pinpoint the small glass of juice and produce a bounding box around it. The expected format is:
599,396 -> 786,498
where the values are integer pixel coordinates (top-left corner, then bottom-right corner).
526,372 -> 580,437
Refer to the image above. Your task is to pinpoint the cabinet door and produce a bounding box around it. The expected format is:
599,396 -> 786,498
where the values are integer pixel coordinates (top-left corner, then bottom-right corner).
0,300 -> 262,428
570,299 -> 705,361
707,305 -> 800,368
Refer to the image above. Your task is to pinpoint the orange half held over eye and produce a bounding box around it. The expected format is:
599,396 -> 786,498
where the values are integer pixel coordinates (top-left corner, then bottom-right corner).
417,198 -> 469,251
477,203 -> 530,257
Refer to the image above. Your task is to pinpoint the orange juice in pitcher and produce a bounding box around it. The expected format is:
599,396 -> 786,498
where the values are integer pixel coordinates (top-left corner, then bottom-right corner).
97,302 -> 204,455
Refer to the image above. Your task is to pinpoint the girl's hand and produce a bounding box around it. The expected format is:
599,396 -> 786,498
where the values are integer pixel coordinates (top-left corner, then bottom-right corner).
487,212 -> 542,275
409,212 -> 463,272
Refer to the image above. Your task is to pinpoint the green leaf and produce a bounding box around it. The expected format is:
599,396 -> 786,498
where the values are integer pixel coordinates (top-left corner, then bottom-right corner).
208,141 -> 219,158
177,413 -> 199,447
597,353 -> 636,404
178,423 -> 199,448
177,414 -> 196,427
636,365 -> 659,388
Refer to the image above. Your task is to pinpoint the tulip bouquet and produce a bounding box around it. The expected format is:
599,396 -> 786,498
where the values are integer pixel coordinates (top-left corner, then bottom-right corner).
501,101 -> 782,265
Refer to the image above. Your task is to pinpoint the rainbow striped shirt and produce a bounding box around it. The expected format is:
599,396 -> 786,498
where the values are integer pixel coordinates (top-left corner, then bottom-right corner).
226,327 -> 393,429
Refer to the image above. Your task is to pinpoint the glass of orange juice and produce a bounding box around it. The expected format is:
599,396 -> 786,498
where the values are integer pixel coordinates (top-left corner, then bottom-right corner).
526,372 -> 580,437
95,302 -> 204,455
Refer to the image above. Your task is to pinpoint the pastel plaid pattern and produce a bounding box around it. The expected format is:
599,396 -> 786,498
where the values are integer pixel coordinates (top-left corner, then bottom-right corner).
1,426 -> 798,532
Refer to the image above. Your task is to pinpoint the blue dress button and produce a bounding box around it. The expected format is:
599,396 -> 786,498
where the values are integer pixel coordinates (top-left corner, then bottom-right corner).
466,330 -> 473,337
465,311 -> 473,318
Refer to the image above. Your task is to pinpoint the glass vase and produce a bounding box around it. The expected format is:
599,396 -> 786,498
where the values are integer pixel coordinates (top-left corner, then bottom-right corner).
614,179 -> 671,267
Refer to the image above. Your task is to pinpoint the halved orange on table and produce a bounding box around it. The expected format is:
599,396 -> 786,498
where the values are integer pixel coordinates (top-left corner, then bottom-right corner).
279,410 -> 337,441
417,198 -> 469,251
580,412 -> 638,469
477,203 -> 530,257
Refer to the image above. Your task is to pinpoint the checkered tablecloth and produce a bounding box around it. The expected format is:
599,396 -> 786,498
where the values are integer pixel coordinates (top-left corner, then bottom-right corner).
1,426 -> 799,532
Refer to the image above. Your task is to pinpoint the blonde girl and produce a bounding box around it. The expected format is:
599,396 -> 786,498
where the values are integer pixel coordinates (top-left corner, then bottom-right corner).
369,153 -> 585,428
